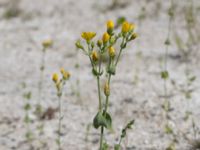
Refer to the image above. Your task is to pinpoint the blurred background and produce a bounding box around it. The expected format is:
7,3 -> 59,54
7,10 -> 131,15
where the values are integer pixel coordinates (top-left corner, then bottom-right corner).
0,0 -> 200,149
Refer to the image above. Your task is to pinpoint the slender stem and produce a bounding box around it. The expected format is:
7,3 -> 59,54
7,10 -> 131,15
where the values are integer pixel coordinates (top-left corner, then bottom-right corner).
97,76 -> 102,111
97,52 -> 103,150
163,0 -> 173,121
38,48 -> 46,109
58,94 -> 62,150
104,74 -> 111,113
115,38 -> 125,66
99,127 -> 104,150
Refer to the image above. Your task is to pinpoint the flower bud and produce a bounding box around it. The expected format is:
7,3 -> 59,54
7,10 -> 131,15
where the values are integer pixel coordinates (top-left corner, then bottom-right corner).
52,73 -> 59,83
60,68 -> 70,80
107,20 -> 114,35
42,39 -> 53,48
91,42 -> 95,49
97,40 -> 102,47
121,21 -> 135,33
130,33 -> 138,41
108,47 -> 115,58
75,40 -> 84,49
102,32 -> 110,43
110,36 -> 116,45
104,82 -> 110,96
107,20 -> 114,30
91,50 -> 99,62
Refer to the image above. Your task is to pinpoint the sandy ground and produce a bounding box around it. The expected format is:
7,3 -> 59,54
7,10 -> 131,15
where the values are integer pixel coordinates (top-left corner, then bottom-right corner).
0,0 -> 200,149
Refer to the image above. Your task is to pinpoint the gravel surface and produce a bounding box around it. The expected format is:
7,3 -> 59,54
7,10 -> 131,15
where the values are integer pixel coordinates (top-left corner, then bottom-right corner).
0,0 -> 200,149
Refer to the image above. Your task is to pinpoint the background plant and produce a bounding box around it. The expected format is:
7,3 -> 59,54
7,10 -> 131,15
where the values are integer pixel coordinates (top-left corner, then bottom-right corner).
22,83 -> 33,148
52,68 -> 70,150
160,0 -> 177,149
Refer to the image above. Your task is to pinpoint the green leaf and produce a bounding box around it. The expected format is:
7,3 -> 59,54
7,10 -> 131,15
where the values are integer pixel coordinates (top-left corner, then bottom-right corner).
126,120 -> 135,129
23,91 -> 32,99
165,124 -> 173,134
93,112 -> 107,129
25,131 -> 33,140
165,39 -> 170,45
24,115 -> 30,123
102,142 -> 109,150
24,103 -> 31,110
107,65 -> 116,75
104,112 -> 112,130
116,17 -> 126,27
121,128 -> 126,138
161,71 -> 169,79
93,112 -> 112,129
114,144 -> 121,150
189,76 -> 196,82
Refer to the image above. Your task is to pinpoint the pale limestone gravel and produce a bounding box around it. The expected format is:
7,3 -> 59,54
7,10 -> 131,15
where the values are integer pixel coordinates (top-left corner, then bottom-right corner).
0,0 -> 200,150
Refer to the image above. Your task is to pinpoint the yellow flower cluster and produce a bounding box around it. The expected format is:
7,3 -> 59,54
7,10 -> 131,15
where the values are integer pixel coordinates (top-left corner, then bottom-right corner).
60,68 -> 70,80
81,32 -> 96,42
52,68 -> 70,91
121,21 -> 135,33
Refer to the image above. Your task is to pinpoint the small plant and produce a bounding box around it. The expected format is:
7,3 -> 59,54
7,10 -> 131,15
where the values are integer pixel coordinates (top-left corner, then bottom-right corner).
114,120 -> 134,150
161,0 -> 177,149
3,0 -> 21,19
76,20 -> 137,150
23,87 -> 33,147
52,68 -> 70,150
36,39 -> 53,116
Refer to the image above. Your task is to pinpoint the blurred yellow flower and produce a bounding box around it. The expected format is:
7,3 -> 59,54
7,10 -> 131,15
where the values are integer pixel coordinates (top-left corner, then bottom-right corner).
102,32 -> 110,43
121,21 -> 135,33
81,32 -> 96,42
108,47 -> 115,58
60,68 -> 70,80
52,73 -> 59,83
107,20 -> 114,30
91,50 -> 99,62
42,39 -> 53,48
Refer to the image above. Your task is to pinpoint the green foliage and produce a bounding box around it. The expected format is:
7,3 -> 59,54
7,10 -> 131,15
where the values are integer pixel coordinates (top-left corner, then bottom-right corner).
161,71 -> 169,79
165,124 -> 173,134
93,112 -> 112,130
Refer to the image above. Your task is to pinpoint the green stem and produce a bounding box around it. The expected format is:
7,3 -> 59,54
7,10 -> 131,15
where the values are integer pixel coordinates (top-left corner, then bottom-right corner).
104,74 -> 111,113
115,46 -> 123,67
97,76 -> 102,111
38,48 -> 46,110
58,94 -> 62,150
99,127 -> 104,150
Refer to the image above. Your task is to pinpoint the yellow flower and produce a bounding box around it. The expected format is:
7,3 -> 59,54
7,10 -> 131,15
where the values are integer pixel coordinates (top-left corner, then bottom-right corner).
104,82 -> 110,96
121,21 -> 135,33
108,47 -> 115,58
42,39 -> 53,48
91,50 -> 99,62
107,20 -> 114,30
81,32 -> 96,42
102,32 -> 110,43
60,68 -> 70,80
52,73 -> 59,83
